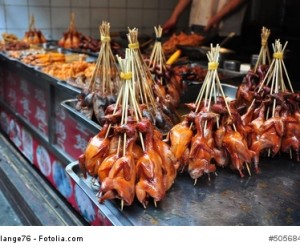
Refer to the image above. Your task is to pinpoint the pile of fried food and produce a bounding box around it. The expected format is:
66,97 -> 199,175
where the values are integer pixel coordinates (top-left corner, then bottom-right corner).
12,50 -> 94,87
173,63 -> 209,82
163,32 -> 204,54
21,52 -> 65,66
1,32 -> 29,51
42,61 -> 95,84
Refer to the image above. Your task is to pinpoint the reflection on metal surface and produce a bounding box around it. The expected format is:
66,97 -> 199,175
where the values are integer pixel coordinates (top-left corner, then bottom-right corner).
66,156 -> 300,226
60,99 -> 101,134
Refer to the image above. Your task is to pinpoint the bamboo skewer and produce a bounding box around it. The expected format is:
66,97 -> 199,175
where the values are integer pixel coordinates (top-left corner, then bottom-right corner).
126,28 -> 159,122
266,40 -> 290,118
149,26 -> 166,70
249,40 -> 291,114
86,21 -> 122,141
116,49 -> 146,152
248,40 -> 292,159
254,27 -> 271,73
29,15 -> 35,31
88,21 -> 121,96
191,44 -> 252,175
149,25 -> 167,87
193,45 -> 236,129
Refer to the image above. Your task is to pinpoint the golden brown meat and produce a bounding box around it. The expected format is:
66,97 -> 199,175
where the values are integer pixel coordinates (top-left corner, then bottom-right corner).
78,123 -> 110,177
153,129 -> 178,191
165,82 -> 181,108
135,119 -> 165,208
235,82 -> 255,108
250,106 -> 284,170
98,154 -> 119,182
108,135 -> 119,155
99,124 -> 138,207
169,117 -> 193,168
213,124 -> 230,167
223,126 -> 254,177
248,103 -> 265,146
281,113 -> 300,160
281,98 -> 300,160
188,112 -> 218,181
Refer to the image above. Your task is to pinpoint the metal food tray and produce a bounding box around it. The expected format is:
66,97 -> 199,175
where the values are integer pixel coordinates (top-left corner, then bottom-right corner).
56,81 -> 82,94
181,83 -> 238,104
180,62 -> 245,83
60,98 -> 101,134
219,68 -> 245,81
66,156 -> 300,226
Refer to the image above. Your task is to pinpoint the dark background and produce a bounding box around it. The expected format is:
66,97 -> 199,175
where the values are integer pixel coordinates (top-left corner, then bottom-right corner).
240,0 -> 300,84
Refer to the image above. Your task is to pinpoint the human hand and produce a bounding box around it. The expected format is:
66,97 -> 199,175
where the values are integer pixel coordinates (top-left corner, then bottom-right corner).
204,14 -> 221,32
162,16 -> 177,34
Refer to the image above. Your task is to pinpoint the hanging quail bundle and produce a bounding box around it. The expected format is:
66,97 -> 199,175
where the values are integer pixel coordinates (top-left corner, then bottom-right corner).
241,40 -> 300,169
58,12 -> 81,49
235,27 -> 271,110
75,21 -> 121,124
23,15 -> 47,45
168,45 -> 254,182
79,48 -> 178,209
126,27 -> 180,133
147,26 -> 183,111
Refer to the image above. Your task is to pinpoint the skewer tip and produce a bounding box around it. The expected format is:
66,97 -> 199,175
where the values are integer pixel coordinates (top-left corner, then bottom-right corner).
194,179 -> 198,186
121,199 -> 124,211
245,163 -> 251,177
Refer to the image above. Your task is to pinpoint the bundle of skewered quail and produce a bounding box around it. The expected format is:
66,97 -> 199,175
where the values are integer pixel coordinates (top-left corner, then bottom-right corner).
235,26 -> 299,162
235,27 -> 272,115
76,26 -> 180,133
235,27 -> 271,110
58,12 -> 82,49
75,21 -> 121,125
23,15 -> 47,45
124,27 -> 180,133
236,39 -> 299,168
79,39 -> 179,208
253,26 -> 271,72
147,26 -> 184,110
167,44 -> 255,182
172,37 -> 298,184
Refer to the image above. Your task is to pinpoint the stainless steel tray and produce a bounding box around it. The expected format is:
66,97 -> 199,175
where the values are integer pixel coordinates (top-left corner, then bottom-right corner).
180,63 -> 245,84
181,83 -> 238,103
66,161 -> 133,226
60,99 -> 101,134
66,156 -> 300,226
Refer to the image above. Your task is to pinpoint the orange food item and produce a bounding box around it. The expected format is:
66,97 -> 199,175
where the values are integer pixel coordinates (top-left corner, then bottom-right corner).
163,32 -> 204,54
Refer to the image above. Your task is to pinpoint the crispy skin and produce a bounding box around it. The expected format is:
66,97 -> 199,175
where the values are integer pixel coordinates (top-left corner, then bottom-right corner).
169,119 -> 193,161
79,124 -> 110,177
135,120 -> 166,207
223,128 -> 254,177
153,130 -> 178,191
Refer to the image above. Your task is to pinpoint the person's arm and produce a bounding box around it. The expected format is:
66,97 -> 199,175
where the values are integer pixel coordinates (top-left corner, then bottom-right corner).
162,0 -> 192,33
205,0 -> 248,32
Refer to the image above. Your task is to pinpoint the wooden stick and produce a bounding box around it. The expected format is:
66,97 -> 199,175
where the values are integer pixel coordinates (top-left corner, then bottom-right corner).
254,27 -> 271,72
89,21 -> 121,95
245,162 -> 251,176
